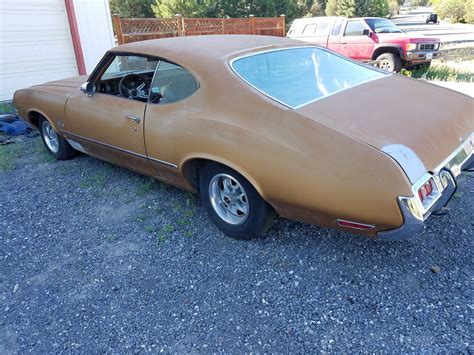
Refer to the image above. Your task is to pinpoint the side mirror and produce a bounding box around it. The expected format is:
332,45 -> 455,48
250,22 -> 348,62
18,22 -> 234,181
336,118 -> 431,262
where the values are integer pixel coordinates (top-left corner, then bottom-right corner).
80,82 -> 96,97
362,29 -> 371,36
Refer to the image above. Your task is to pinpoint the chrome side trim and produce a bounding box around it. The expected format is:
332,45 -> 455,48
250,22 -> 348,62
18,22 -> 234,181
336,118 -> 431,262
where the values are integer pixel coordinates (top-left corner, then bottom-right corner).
60,130 -> 178,169
148,156 -> 178,168
229,45 -> 390,110
66,139 -> 87,154
336,219 -> 375,230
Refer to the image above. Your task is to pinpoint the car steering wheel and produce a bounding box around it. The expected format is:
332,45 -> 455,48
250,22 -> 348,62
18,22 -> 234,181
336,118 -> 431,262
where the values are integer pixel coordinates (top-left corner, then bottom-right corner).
119,74 -> 150,100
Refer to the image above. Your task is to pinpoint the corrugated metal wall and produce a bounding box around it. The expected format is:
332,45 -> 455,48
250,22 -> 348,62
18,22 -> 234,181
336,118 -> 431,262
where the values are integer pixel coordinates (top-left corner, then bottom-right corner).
0,0 -> 115,101
0,0 -> 78,101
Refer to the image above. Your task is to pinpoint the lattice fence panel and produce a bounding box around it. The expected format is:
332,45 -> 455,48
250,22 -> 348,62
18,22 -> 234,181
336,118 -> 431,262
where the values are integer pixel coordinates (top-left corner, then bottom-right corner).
222,18 -> 252,34
119,17 -> 180,43
113,16 -> 285,44
183,18 -> 225,36
254,17 -> 284,36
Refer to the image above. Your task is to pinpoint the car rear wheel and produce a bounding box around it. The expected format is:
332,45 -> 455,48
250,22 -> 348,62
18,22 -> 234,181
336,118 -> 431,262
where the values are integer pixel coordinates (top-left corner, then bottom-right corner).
376,53 -> 402,73
199,163 -> 276,239
39,117 -> 77,160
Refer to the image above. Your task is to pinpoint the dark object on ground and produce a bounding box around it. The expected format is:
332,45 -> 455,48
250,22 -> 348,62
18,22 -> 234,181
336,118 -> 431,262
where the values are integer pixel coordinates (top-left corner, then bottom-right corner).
0,113 -> 17,123
0,120 -> 30,135
426,13 -> 438,24
0,114 -> 30,135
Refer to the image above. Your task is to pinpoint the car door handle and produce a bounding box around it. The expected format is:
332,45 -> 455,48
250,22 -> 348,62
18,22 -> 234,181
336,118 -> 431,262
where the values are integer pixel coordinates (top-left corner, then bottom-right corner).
341,42 -> 347,44
125,115 -> 141,123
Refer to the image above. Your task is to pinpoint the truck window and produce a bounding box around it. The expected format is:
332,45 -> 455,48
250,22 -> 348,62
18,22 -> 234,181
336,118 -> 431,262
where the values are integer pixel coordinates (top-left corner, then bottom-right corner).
302,24 -> 317,36
344,21 -> 365,36
331,19 -> 343,36
315,22 -> 329,36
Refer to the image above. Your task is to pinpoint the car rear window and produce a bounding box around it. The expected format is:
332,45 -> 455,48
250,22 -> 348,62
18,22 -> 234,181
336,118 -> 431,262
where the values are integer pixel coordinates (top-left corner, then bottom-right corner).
231,47 -> 387,109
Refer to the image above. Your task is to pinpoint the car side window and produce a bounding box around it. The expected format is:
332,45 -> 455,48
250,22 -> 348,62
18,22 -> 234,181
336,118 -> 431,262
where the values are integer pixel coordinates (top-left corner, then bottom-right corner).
331,19 -> 343,36
149,60 -> 199,105
344,20 -> 365,36
315,22 -> 329,36
302,24 -> 317,36
96,54 -> 159,102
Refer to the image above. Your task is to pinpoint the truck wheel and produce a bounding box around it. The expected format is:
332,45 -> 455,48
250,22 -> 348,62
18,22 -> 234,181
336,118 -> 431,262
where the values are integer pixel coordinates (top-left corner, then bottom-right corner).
376,53 -> 402,73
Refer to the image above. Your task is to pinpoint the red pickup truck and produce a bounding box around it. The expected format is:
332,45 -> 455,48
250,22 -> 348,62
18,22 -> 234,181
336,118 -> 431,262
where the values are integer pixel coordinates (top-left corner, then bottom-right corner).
287,17 -> 441,72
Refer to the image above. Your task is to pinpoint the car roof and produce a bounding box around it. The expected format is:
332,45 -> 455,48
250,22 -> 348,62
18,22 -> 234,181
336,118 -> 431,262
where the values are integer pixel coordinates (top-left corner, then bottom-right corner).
110,35 -> 303,65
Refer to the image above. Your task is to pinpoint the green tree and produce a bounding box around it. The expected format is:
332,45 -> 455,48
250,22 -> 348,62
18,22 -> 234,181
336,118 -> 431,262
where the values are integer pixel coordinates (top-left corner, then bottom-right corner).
464,0 -> 474,23
369,0 -> 389,16
432,0 -> 466,22
110,0 -> 155,17
152,0 -> 209,17
325,0 -> 340,15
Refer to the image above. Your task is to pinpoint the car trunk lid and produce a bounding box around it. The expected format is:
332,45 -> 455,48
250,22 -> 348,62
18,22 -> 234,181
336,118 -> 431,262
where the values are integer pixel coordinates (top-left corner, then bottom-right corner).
296,75 -> 473,183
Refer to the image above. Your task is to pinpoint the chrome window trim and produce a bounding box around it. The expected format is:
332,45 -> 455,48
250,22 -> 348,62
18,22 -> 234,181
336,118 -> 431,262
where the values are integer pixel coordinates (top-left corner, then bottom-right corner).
60,130 -> 178,169
229,45 -> 390,110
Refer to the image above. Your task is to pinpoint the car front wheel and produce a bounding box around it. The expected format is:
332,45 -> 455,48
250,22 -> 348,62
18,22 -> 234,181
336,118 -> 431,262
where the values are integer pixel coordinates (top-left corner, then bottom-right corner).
39,117 -> 77,160
199,163 -> 276,239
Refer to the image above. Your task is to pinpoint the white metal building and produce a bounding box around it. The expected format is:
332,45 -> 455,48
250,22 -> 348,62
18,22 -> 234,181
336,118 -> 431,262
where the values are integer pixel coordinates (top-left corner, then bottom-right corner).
0,0 -> 116,101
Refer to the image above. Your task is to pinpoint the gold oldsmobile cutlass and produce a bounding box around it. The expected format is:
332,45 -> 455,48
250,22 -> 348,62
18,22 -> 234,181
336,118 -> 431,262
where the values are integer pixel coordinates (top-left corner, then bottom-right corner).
13,35 -> 473,240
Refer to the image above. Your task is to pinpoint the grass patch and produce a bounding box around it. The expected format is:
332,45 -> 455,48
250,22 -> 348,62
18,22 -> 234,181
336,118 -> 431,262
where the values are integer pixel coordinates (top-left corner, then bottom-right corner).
0,142 -> 27,171
136,177 -> 159,196
79,173 -> 107,189
0,102 -> 15,113
402,63 -> 474,82
156,223 -> 174,245
33,138 -> 56,163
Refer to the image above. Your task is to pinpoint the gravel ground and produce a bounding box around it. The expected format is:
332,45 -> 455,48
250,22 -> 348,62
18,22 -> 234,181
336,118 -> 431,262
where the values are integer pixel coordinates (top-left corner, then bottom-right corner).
1,135 -> 473,353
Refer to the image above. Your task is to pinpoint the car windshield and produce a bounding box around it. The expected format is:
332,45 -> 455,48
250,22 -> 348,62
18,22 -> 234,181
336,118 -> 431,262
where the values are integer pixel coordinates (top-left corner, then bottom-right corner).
231,47 -> 387,109
365,18 -> 402,33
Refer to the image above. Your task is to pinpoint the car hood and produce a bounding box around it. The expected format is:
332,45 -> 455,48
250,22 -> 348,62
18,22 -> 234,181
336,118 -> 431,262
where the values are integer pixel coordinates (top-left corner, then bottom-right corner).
377,32 -> 438,43
297,75 -> 473,183
34,75 -> 89,89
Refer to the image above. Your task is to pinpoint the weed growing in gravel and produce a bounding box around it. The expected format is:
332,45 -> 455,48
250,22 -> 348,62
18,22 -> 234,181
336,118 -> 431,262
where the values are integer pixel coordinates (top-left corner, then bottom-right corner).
105,233 -> 117,242
0,141 -> 27,171
184,230 -> 193,238
79,174 -> 107,189
33,138 -> 56,163
145,225 -> 155,233
133,214 -> 147,223
156,223 -> 174,245
136,177 -> 160,196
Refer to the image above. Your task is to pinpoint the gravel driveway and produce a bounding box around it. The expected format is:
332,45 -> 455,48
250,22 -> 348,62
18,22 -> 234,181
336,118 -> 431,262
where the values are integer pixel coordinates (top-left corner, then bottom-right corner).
1,135 -> 473,353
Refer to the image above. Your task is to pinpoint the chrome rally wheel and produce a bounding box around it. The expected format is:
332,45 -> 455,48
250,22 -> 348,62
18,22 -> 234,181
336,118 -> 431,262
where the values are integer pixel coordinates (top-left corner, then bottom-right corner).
200,163 -> 276,239
38,116 -> 77,160
209,173 -> 249,226
42,120 -> 60,154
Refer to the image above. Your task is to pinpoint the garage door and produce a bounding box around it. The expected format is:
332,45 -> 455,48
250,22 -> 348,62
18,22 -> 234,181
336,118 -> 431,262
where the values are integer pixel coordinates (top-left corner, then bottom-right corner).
0,0 -> 79,101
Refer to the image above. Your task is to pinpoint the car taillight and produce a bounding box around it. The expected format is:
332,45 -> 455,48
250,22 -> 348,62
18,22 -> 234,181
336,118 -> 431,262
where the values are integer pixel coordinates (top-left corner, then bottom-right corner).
418,179 -> 433,202
416,177 -> 441,211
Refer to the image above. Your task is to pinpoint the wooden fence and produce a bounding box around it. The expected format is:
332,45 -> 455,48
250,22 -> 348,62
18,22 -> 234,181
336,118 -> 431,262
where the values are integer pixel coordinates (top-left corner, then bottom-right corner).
112,14 -> 286,45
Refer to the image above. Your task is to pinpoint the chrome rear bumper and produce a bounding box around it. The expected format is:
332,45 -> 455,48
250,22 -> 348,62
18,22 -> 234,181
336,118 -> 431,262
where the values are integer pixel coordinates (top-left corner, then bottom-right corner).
379,133 -> 473,241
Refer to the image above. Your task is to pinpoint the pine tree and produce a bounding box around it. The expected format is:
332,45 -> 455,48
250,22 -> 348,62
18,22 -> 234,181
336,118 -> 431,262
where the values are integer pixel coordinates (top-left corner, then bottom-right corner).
337,0 -> 356,17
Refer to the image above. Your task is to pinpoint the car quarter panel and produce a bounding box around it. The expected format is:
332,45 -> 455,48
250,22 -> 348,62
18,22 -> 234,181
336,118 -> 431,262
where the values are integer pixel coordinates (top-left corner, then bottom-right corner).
144,60 -> 413,235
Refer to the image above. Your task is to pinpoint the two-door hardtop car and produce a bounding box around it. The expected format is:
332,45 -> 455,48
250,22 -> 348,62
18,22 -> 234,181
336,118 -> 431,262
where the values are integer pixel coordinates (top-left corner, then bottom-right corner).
13,35 -> 473,240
